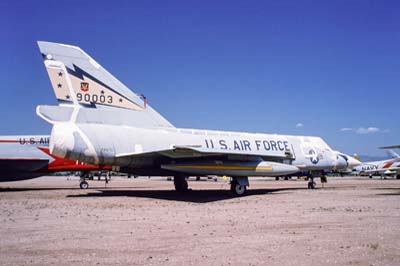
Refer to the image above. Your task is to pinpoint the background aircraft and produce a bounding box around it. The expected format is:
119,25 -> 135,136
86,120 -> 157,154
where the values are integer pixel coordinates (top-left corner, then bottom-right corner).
381,145 -> 400,149
352,150 -> 400,178
36,41 -> 359,196
0,135 -> 111,188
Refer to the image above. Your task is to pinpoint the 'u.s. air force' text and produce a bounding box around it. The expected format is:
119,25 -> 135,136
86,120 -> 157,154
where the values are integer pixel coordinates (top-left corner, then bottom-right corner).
204,139 -> 290,152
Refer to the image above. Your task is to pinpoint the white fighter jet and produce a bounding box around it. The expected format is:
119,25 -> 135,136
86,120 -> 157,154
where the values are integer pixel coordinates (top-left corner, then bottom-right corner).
35,41 -> 359,195
353,151 -> 400,178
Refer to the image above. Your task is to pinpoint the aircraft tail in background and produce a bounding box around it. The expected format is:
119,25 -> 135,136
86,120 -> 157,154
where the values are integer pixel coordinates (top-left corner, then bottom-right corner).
387,150 -> 400,159
353,153 -> 361,162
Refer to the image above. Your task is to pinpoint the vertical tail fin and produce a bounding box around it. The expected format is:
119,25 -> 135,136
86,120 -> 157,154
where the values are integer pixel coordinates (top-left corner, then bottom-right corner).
37,41 -> 173,128
353,153 -> 361,162
386,150 -> 400,159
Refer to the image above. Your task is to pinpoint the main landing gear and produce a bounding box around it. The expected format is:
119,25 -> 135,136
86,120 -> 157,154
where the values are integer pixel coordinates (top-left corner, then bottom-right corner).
174,175 -> 189,193
172,175 -> 250,197
230,177 -> 249,196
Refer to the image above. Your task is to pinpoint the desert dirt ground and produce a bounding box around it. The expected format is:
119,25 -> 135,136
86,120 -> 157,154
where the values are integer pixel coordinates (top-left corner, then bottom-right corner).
0,176 -> 399,266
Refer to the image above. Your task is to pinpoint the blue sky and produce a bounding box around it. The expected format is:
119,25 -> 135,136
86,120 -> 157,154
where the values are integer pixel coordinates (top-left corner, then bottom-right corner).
0,0 -> 399,156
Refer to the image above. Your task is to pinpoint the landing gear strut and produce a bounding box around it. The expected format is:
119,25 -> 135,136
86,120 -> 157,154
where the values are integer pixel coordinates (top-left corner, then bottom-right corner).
174,175 -> 189,193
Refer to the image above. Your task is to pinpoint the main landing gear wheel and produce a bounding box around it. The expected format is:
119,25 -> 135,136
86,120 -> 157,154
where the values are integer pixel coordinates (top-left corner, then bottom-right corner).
80,181 -> 89,189
174,176 -> 189,193
230,180 -> 247,196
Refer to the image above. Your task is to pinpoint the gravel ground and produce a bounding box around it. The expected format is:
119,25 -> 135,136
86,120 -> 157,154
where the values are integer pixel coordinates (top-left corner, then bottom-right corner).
0,176 -> 399,266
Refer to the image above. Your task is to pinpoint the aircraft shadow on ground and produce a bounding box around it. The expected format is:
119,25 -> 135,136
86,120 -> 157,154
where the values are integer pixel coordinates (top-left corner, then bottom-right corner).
0,187 -> 82,192
374,187 -> 400,196
0,186 -> 153,193
66,188 -> 305,203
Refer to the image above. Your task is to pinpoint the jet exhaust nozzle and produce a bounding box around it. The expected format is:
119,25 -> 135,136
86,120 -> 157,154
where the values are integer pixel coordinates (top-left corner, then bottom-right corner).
49,124 -> 75,158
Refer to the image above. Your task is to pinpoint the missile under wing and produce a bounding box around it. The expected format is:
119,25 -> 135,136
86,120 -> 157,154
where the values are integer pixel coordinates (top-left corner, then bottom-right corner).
36,41 -> 356,195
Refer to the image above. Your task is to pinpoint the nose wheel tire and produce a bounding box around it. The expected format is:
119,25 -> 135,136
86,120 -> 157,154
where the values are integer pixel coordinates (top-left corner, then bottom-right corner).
80,181 -> 89,189
307,181 -> 316,189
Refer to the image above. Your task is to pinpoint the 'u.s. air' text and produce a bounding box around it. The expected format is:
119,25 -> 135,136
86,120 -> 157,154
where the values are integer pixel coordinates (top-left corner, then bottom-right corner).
204,139 -> 290,152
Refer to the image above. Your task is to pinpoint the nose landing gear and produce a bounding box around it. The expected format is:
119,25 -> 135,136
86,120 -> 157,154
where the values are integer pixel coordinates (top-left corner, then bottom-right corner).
79,172 -> 90,189
79,180 -> 89,189
307,179 -> 316,189
307,174 -> 317,189
78,171 -> 110,189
